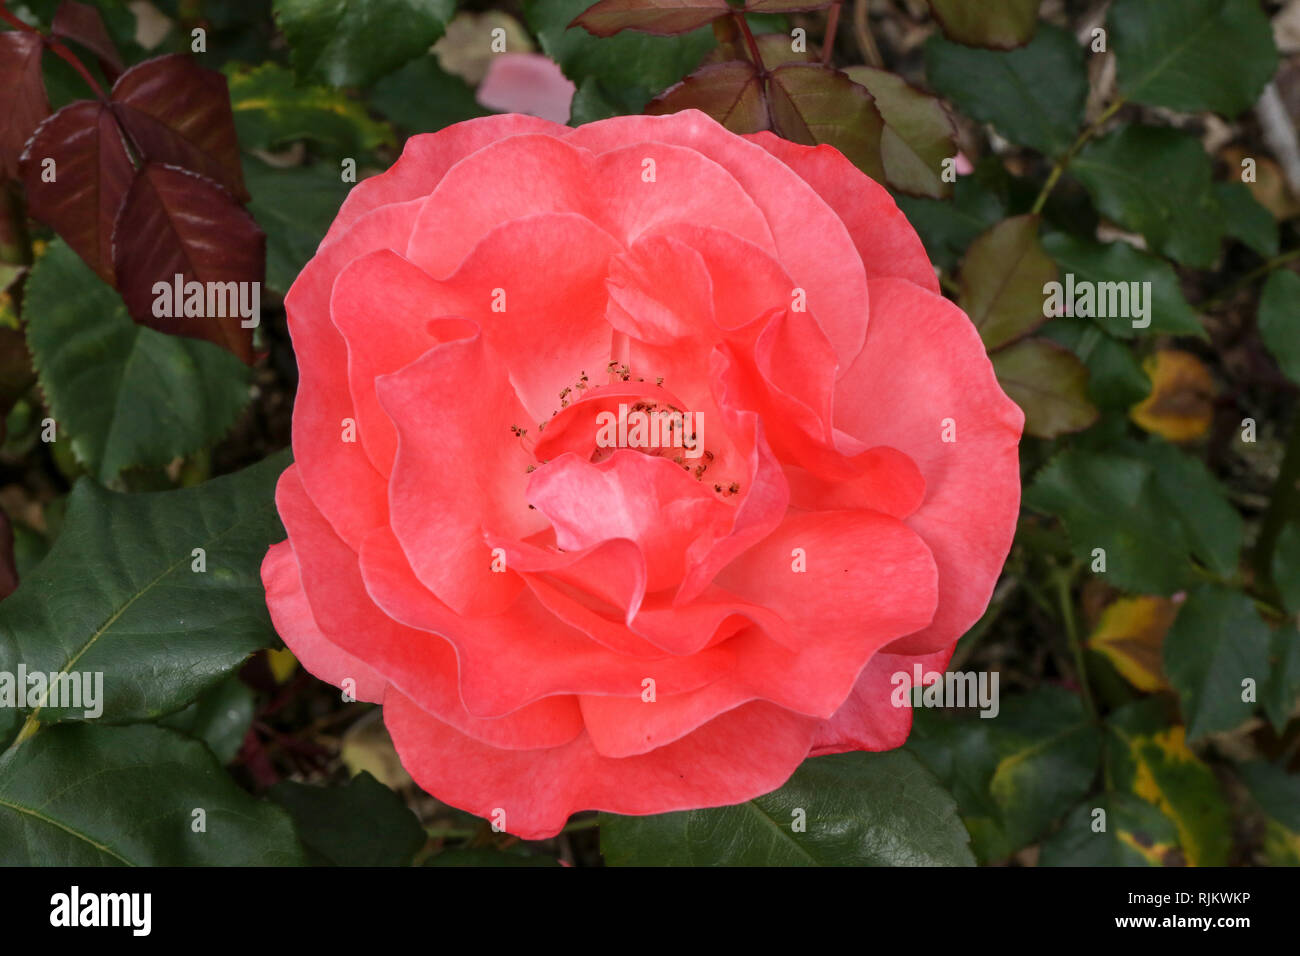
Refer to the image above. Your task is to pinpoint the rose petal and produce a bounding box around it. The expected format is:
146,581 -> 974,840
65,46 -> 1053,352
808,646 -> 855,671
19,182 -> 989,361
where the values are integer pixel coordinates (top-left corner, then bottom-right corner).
835,278 -> 1023,654
359,525 -> 738,716
405,133 -> 775,280
272,465 -> 584,749
376,324 -> 539,615
262,536 -> 386,705
567,112 -> 871,369
385,688 -> 817,839
744,129 -> 940,296
808,646 -> 955,756
285,199 -> 423,549
323,114 -> 563,247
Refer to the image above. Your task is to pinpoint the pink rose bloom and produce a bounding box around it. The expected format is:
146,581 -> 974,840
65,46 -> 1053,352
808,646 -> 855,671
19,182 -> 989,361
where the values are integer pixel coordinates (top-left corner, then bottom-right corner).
262,110 -> 1023,838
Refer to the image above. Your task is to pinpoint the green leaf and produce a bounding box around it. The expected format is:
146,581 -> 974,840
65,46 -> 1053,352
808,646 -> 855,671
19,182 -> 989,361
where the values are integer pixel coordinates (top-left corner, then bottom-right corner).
895,172 -> 1005,272
526,0 -> 715,113
244,157 -> 348,294
23,240 -> 251,483
1215,182 -> 1279,257
1071,126 -> 1224,269
1237,762 -> 1300,865
1263,619 -> 1300,734
1108,0 -> 1278,118
1039,793 -> 1183,866
908,687 -> 1100,863
766,64 -> 885,181
0,451 -> 289,728
1136,439 -> 1243,579
1104,699 -> 1230,866
924,25 -> 1086,157
991,337 -> 1098,438
225,61 -> 394,155
844,66 -> 956,199
927,0 -> 1040,49
158,673 -> 255,764
369,53 -> 489,132
271,772 -> 426,866
1027,450 -> 1185,595
1274,523 -> 1300,616
958,214 -> 1057,350
1040,319 -> 1151,409
600,750 -> 973,866
568,76 -> 621,125
1040,232 -> 1204,339
1025,442 -> 1241,594
273,0 -> 456,88
1259,270 -> 1300,386
1163,585 -> 1271,740
0,723 -> 304,865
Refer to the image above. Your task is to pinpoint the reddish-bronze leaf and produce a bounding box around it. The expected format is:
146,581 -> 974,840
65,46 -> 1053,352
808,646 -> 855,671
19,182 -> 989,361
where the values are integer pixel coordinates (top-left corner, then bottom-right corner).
647,61 -> 770,134
573,0 -> 731,36
843,65 -> 956,198
22,101 -> 135,283
959,214 -> 1056,350
991,337 -> 1098,438
766,64 -> 885,180
704,31 -> 819,68
744,1 -> 834,11
0,32 -> 51,181
52,0 -> 124,81
112,163 -> 264,363
111,55 -> 248,201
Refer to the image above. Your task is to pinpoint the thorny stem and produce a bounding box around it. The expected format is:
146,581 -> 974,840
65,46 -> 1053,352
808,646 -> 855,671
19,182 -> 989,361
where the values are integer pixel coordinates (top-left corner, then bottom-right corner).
822,1 -> 843,67
0,2 -> 108,100
1030,96 -> 1128,216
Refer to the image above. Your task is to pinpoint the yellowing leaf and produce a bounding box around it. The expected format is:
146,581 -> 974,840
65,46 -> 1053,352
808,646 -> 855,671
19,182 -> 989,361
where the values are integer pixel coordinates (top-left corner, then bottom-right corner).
267,646 -> 298,683
1130,350 -> 1215,441
1108,711 -> 1231,867
1116,827 -> 1183,866
341,709 -> 413,791
1087,595 -> 1183,692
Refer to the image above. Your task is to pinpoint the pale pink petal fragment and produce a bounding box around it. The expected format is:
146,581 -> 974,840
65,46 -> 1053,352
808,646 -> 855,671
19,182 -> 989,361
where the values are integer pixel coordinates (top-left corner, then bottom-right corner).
476,53 -> 576,125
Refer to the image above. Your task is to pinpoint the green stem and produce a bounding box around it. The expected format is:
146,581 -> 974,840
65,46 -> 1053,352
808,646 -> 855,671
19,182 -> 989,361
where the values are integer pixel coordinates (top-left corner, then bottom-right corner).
1030,97 -> 1127,216
1254,411 -> 1300,604
1202,247 -> 1300,311
1054,568 -> 1096,720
